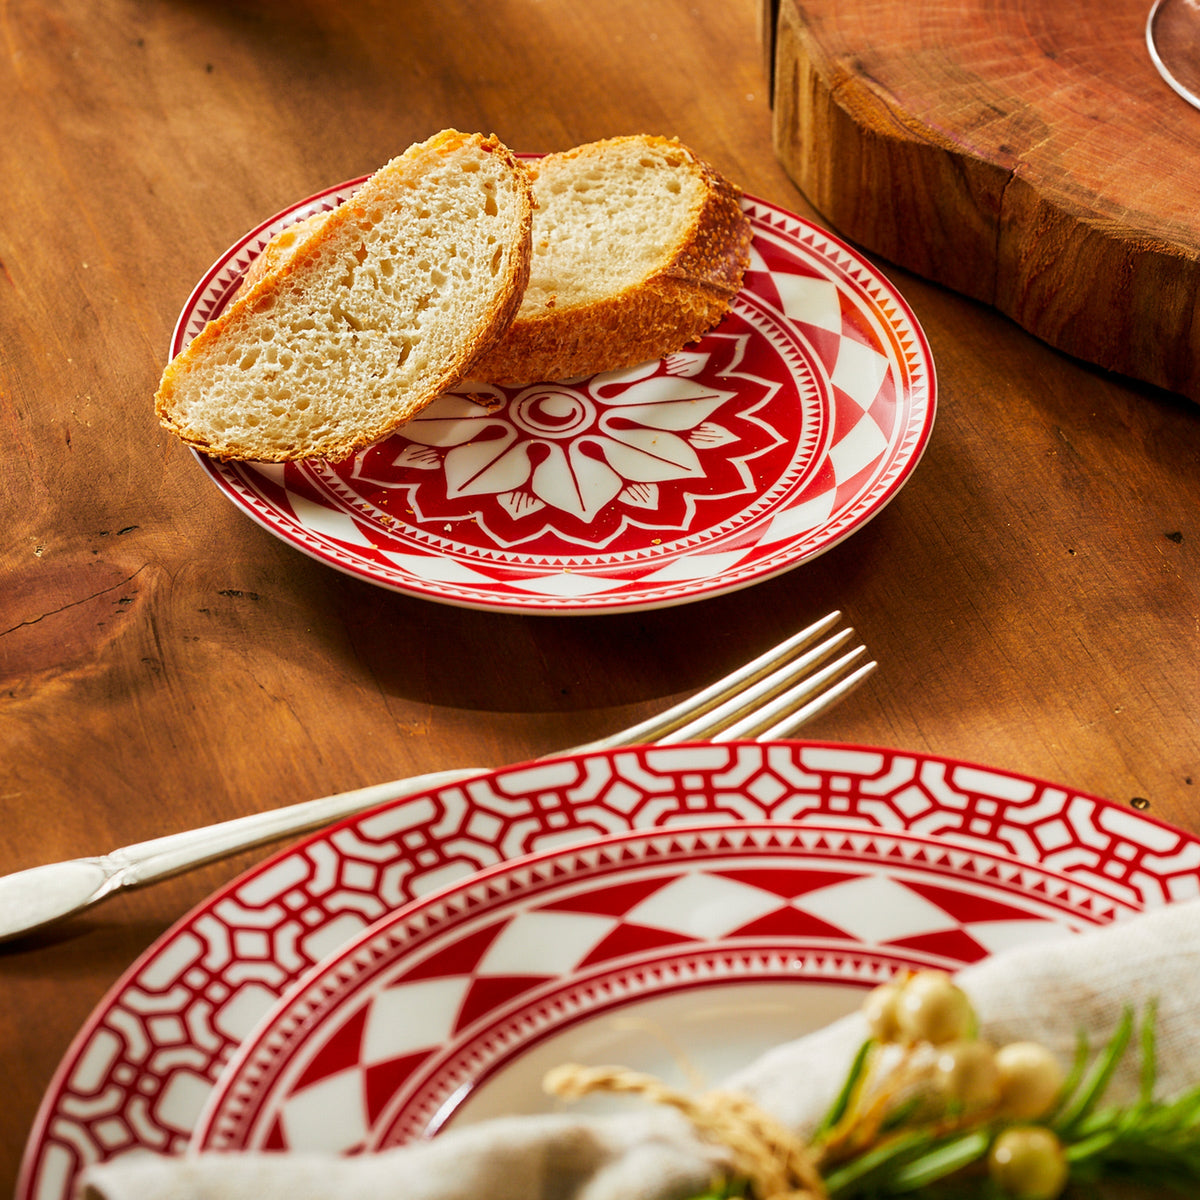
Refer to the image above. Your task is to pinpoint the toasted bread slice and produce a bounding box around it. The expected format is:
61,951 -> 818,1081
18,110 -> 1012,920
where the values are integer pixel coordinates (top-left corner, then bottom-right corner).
469,135 -> 753,387
156,130 -> 534,462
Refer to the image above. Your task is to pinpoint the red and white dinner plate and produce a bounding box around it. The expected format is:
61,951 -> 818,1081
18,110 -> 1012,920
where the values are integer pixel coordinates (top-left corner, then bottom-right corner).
169,169 -> 936,613
20,742 -> 1200,1200
191,819 -> 1134,1156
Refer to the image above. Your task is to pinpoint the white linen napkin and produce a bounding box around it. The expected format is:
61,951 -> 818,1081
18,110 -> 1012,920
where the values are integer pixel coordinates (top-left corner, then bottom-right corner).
79,897 -> 1200,1200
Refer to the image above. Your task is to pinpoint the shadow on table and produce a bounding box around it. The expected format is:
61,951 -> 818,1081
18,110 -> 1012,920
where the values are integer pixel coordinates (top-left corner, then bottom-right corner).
322,512 -> 892,716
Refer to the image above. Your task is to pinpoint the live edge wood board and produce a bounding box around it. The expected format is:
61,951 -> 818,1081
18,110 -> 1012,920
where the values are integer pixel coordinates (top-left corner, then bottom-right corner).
761,0 -> 1200,402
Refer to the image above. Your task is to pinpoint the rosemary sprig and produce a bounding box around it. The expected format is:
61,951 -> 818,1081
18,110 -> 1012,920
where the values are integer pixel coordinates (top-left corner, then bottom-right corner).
687,992 -> 1200,1199
548,977 -> 1199,1200
1052,1008 -> 1135,1135
812,1037 -> 875,1142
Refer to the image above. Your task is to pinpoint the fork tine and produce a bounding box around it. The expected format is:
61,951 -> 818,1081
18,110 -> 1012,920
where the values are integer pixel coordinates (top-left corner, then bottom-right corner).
708,651 -> 877,742
655,631 -> 859,744
571,611 -> 859,755
754,657 -> 878,740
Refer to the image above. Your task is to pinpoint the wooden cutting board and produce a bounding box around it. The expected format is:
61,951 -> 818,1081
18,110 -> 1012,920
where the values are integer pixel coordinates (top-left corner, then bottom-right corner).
762,0 -> 1200,402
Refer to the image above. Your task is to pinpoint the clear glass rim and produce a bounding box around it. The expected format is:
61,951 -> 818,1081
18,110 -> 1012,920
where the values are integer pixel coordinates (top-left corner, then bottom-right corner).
1146,0 -> 1200,112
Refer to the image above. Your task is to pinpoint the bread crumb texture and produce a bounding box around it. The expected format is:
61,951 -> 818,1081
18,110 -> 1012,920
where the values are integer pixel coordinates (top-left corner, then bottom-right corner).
156,130 -> 533,462
472,134 -> 753,387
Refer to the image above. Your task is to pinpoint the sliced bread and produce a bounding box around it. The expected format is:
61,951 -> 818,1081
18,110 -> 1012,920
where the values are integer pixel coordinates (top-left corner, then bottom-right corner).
469,135 -> 753,387
156,130 -> 534,462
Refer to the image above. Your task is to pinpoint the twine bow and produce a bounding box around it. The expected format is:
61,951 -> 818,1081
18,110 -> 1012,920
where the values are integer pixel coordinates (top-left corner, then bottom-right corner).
544,1064 -> 828,1200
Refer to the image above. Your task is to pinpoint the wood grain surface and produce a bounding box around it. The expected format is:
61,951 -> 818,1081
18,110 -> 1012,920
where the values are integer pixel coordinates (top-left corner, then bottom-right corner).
766,0 -> 1200,401
2,0 -> 1199,1195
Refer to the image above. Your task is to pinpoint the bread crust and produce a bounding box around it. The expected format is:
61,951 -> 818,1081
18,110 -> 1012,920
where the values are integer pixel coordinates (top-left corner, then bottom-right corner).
231,211 -> 328,302
470,136 -> 753,387
156,131 -> 534,462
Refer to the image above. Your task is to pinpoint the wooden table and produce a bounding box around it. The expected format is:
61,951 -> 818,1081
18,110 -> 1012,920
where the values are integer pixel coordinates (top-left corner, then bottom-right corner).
2,0 -> 1198,1195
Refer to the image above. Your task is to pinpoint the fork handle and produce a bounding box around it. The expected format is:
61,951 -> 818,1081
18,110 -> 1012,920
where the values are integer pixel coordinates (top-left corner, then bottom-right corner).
0,767 -> 484,943
107,767 -> 488,885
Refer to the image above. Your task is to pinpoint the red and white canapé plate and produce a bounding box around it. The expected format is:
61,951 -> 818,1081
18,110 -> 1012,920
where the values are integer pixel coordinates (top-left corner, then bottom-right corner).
19,742 -> 1200,1200
170,170 -> 936,613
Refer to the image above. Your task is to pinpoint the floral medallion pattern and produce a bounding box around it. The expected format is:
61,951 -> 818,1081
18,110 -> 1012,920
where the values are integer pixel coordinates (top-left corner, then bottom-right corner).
342,336 -> 788,552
